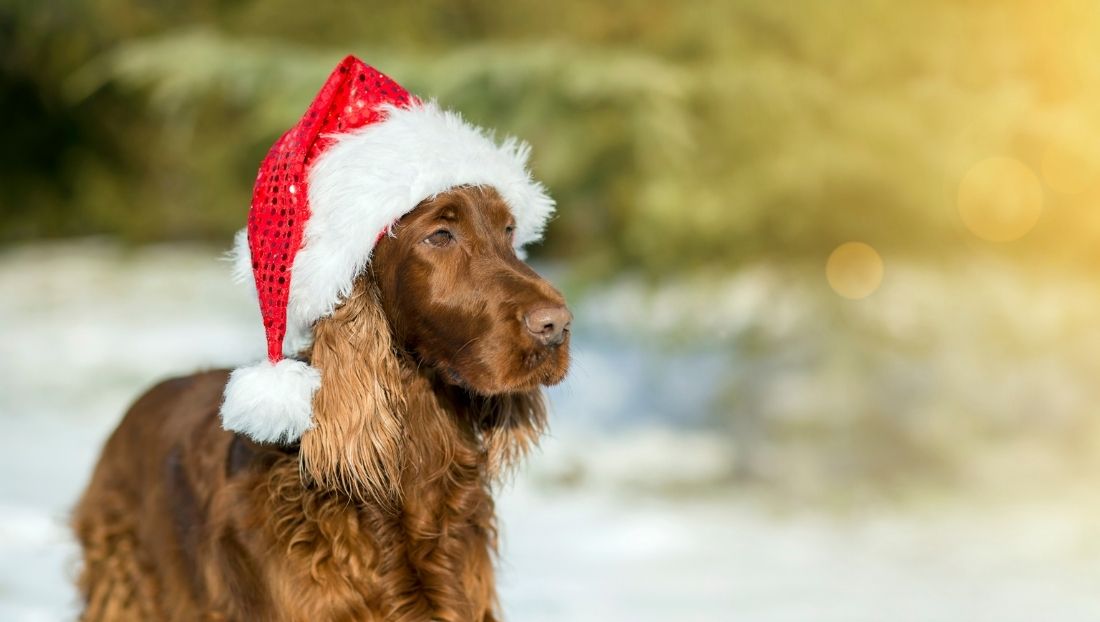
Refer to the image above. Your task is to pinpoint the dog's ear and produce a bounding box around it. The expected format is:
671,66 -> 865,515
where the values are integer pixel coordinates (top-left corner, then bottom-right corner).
475,390 -> 547,482
300,278 -> 406,510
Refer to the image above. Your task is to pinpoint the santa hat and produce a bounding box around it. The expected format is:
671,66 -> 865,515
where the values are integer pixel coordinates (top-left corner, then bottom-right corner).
220,55 -> 554,444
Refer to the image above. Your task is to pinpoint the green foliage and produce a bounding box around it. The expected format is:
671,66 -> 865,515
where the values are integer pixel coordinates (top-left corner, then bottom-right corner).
5,0 -> 1100,276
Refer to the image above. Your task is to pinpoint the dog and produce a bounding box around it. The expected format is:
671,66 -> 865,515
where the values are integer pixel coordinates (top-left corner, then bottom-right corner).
72,184 -> 571,621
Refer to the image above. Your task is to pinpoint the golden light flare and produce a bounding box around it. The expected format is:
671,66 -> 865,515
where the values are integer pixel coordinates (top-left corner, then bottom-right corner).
957,157 -> 1043,242
1040,144 -> 1099,195
826,242 -> 884,300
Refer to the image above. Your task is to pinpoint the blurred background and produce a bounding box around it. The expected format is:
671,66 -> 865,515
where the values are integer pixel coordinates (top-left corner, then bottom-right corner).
3,1 -> 1100,620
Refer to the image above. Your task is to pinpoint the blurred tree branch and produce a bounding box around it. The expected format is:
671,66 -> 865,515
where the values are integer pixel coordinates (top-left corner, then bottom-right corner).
6,1 -> 1100,276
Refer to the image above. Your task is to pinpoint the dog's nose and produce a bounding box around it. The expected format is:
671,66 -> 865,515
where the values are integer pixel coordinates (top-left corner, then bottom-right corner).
524,306 -> 572,346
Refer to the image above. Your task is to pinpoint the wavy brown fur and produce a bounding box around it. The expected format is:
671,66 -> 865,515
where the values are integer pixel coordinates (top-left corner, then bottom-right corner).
72,186 -> 568,621
301,280 -> 408,511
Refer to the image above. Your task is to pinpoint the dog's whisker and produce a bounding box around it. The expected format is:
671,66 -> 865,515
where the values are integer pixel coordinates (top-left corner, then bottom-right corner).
454,336 -> 481,356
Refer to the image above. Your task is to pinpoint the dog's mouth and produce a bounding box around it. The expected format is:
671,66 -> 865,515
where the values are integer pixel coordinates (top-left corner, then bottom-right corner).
517,339 -> 571,388
437,340 -> 570,395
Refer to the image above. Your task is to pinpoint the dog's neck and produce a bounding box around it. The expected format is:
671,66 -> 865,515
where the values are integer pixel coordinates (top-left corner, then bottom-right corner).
300,335 -> 544,502
396,357 -> 546,491
396,363 -> 487,492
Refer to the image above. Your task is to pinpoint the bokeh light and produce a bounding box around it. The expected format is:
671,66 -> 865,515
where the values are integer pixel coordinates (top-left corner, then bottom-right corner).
825,242 -> 884,300
957,157 -> 1043,242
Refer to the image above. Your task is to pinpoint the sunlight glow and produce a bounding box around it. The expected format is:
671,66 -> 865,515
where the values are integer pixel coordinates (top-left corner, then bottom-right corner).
1041,144 -> 1098,195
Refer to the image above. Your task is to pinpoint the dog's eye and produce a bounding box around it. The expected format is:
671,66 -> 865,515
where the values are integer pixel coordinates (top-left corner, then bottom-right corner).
505,225 -> 515,241
425,229 -> 454,247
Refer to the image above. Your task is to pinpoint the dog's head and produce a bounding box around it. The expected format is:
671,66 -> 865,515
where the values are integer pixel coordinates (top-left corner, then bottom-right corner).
300,185 -> 569,504
373,184 -> 570,392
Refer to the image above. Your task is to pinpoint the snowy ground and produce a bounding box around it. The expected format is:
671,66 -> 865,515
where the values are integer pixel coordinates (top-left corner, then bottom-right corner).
2,242 -> 1099,621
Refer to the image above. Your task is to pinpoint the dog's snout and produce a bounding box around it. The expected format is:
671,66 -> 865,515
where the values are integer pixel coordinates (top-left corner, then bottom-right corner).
524,305 -> 572,346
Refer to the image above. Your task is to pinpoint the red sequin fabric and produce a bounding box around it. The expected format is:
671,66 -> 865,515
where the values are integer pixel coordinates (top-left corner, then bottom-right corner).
248,56 -> 413,363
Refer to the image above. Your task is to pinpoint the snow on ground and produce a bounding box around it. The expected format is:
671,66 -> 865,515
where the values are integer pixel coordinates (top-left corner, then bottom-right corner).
2,242 -> 1099,621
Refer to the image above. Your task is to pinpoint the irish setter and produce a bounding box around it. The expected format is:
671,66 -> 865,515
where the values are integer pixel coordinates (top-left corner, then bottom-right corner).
72,185 -> 571,621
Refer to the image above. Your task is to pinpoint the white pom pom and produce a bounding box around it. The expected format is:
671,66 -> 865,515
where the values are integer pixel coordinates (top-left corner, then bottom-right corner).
220,358 -> 321,444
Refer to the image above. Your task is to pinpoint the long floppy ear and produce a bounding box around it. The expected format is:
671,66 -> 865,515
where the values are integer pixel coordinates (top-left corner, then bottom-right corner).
475,389 -> 547,481
299,277 -> 406,510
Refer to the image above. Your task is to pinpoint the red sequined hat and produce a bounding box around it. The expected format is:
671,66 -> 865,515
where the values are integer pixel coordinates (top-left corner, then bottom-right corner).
221,55 -> 554,443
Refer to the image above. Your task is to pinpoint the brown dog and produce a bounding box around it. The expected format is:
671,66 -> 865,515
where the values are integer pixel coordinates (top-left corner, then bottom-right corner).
72,185 -> 570,621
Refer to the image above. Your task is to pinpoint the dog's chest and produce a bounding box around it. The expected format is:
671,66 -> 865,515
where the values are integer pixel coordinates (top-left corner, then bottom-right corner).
230,458 -> 498,621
